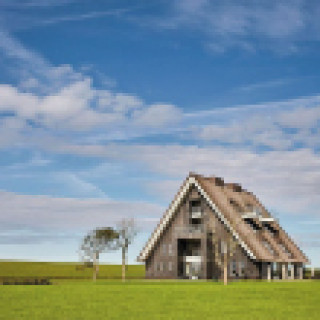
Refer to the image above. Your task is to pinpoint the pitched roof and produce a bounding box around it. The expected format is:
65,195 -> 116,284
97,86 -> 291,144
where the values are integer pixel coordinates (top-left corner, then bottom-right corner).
138,173 -> 309,264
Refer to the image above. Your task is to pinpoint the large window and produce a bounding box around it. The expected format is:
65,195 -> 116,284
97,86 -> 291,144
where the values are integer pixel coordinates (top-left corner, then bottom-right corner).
272,262 -> 280,278
190,200 -> 202,219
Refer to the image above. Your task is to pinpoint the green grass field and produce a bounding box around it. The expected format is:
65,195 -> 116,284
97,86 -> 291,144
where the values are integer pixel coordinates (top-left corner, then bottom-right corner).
0,261 -> 144,280
0,262 -> 319,319
1,281 -> 319,319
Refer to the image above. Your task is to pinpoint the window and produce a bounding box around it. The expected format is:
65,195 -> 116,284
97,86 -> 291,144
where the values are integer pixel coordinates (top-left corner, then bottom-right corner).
272,262 -> 280,278
168,261 -> 173,272
239,261 -> 245,277
190,200 -> 202,219
229,260 -> 237,277
160,262 -> 164,272
168,244 -> 173,256
244,219 -> 261,232
263,223 -> 277,235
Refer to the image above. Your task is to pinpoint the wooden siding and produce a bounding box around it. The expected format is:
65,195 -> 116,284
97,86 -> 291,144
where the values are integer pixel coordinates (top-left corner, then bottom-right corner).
146,186 -> 260,279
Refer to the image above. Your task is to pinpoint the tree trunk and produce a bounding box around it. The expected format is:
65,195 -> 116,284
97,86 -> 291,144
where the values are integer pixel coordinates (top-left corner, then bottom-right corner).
223,252 -> 228,285
93,251 -> 99,282
122,244 -> 126,282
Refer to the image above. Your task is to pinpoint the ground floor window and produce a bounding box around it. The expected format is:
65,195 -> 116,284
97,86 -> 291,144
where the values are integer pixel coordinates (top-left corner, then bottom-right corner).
272,262 -> 281,279
239,261 -> 245,277
229,260 -> 237,277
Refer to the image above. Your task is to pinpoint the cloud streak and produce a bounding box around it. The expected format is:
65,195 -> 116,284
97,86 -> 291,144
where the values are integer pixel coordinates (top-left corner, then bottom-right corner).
0,190 -> 163,234
135,0 -> 320,53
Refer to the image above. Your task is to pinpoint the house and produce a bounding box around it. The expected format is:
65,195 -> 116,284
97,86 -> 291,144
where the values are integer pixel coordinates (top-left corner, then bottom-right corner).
138,173 -> 309,280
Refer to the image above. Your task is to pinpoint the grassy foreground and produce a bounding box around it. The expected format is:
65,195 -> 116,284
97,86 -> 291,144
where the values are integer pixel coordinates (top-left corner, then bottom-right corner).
0,262 -> 319,319
0,261 -> 144,280
1,280 -> 319,319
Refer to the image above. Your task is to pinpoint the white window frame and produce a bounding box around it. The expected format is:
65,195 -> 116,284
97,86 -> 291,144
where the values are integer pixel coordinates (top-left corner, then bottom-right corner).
238,261 -> 245,277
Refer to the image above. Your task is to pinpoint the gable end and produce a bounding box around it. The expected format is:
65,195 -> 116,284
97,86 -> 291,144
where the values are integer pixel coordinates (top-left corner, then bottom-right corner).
138,176 -> 257,262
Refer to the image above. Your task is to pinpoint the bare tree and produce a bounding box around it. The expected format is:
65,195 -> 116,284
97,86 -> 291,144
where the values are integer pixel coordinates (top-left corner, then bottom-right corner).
116,218 -> 138,282
209,220 -> 237,285
220,238 -> 237,285
80,227 -> 119,281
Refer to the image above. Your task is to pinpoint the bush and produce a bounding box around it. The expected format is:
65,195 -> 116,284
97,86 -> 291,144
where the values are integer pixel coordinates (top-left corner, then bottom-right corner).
1,278 -> 52,285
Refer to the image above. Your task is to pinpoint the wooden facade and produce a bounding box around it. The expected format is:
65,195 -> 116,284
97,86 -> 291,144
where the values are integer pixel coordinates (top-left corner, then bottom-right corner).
139,174 -> 309,280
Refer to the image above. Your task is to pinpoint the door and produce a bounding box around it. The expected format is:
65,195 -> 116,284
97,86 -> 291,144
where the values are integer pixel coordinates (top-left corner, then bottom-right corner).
185,261 -> 201,279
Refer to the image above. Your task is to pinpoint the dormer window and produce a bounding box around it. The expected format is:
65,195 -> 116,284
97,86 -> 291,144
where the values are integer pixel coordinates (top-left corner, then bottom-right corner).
263,222 -> 277,235
244,218 -> 261,232
190,200 -> 202,220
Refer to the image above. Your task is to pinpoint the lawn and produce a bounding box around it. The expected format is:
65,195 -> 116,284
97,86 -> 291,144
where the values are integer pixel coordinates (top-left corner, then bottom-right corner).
1,280 -> 319,319
0,262 -> 319,319
0,261 -> 144,280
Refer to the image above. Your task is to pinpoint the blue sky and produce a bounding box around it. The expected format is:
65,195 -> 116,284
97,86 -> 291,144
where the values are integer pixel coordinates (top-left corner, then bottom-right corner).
0,0 -> 320,266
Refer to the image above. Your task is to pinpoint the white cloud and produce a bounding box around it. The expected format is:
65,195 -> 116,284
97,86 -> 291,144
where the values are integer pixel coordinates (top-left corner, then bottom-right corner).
82,144 -> 320,217
195,99 -> 320,150
0,31 -> 183,134
0,190 -> 164,234
30,140 -> 320,218
1,24 -> 320,153
276,106 -> 320,129
0,79 -> 182,132
133,103 -> 182,127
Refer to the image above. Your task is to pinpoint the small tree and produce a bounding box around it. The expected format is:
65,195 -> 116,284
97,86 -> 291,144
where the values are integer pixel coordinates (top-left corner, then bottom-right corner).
116,218 -> 138,282
209,220 -> 237,285
80,227 -> 119,281
220,238 -> 237,285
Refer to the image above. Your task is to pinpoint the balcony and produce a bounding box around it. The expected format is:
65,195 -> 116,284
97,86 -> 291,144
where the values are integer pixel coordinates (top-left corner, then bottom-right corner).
174,224 -> 204,238
184,255 -> 202,263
